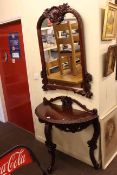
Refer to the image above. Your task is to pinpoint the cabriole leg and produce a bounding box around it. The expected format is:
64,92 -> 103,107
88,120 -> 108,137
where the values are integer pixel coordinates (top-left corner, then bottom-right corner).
87,118 -> 100,169
44,123 -> 56,173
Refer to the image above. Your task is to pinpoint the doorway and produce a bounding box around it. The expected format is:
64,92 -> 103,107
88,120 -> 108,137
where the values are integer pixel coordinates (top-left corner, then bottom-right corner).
0,20 -> 34,133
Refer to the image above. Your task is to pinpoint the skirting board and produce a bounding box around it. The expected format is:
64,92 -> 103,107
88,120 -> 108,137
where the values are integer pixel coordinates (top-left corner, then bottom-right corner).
102,151 -> 117,169
36,135 -> 93,167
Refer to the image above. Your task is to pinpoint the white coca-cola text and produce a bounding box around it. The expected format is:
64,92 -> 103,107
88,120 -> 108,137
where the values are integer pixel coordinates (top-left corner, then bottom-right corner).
0,149 -> 26,175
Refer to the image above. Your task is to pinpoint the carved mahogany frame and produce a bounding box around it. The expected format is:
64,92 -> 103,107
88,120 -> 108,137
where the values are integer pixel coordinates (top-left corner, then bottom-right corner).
37,3 -> 93,98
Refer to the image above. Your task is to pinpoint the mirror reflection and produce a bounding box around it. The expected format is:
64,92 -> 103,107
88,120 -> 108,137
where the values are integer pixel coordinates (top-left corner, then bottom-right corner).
41,13 -> 82,85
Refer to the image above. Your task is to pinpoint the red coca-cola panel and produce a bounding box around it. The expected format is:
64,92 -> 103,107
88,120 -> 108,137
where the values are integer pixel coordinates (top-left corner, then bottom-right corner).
0,147 -> 33,175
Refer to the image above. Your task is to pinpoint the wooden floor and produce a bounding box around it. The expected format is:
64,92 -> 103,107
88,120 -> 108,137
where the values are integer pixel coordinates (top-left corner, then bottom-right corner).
0,122 -> 117,175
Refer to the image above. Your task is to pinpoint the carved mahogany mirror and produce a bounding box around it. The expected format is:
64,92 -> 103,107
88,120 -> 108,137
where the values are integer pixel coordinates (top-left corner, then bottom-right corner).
37,3 -> 93,98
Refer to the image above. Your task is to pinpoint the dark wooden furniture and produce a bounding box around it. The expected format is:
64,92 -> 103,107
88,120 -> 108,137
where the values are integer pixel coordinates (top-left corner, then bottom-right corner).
35,96 -> 100,173
37,3 -> 93,98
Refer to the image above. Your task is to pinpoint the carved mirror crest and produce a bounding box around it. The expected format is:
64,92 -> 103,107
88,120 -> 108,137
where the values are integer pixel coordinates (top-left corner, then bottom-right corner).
37,3 -> 93,98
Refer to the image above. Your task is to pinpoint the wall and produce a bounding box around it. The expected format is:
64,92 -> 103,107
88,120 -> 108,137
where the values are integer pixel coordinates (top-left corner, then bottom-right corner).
99,0 -> 117,168
99,0 -> 117,118
0,0 -> 101,166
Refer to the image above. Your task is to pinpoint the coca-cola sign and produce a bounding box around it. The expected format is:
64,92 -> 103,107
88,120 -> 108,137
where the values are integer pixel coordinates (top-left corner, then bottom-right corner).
0,148 -> 32,175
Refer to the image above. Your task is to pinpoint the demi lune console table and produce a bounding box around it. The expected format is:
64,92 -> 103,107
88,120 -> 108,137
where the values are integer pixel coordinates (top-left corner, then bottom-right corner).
35,96 -> 100,173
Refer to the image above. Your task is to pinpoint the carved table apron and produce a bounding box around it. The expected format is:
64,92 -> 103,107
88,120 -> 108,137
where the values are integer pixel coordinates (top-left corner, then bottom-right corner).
35,97 -> 100,173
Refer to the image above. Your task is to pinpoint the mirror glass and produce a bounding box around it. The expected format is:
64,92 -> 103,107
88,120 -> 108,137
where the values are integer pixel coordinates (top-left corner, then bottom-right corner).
41,13 -> 83,86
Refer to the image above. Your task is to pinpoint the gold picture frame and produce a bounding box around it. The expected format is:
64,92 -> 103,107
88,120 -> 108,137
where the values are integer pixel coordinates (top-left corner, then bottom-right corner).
104,45 -> 116,76
102,2 -> 117,40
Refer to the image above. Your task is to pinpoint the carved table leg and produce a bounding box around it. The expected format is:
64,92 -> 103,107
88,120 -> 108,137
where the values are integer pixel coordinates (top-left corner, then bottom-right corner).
87,118 -> 100,169
44,123 -> 56,174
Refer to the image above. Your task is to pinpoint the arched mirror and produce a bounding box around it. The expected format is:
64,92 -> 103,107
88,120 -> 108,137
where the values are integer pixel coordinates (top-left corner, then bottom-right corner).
37,4 -> 93,98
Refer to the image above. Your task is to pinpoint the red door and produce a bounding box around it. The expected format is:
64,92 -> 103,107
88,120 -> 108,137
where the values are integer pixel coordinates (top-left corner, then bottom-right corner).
0,20 -> 34,133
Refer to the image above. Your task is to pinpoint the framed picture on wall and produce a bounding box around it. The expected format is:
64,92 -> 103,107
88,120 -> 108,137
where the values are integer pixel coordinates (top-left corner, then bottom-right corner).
104,45 -> 116,76
101,108 -> 117,168
102,2 -> 117,40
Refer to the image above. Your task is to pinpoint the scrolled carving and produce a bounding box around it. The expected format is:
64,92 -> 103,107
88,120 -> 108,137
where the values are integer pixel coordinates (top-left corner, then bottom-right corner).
81,73 -> 93,98
85,73 -> 93,82
85,91 -> 93,99
43,3 -> 70,24
61,96 -> 73,110
41,70 -> 48,91
41,69 -> 47,80
55,122 -> 91,133
43,96 -> 97,116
